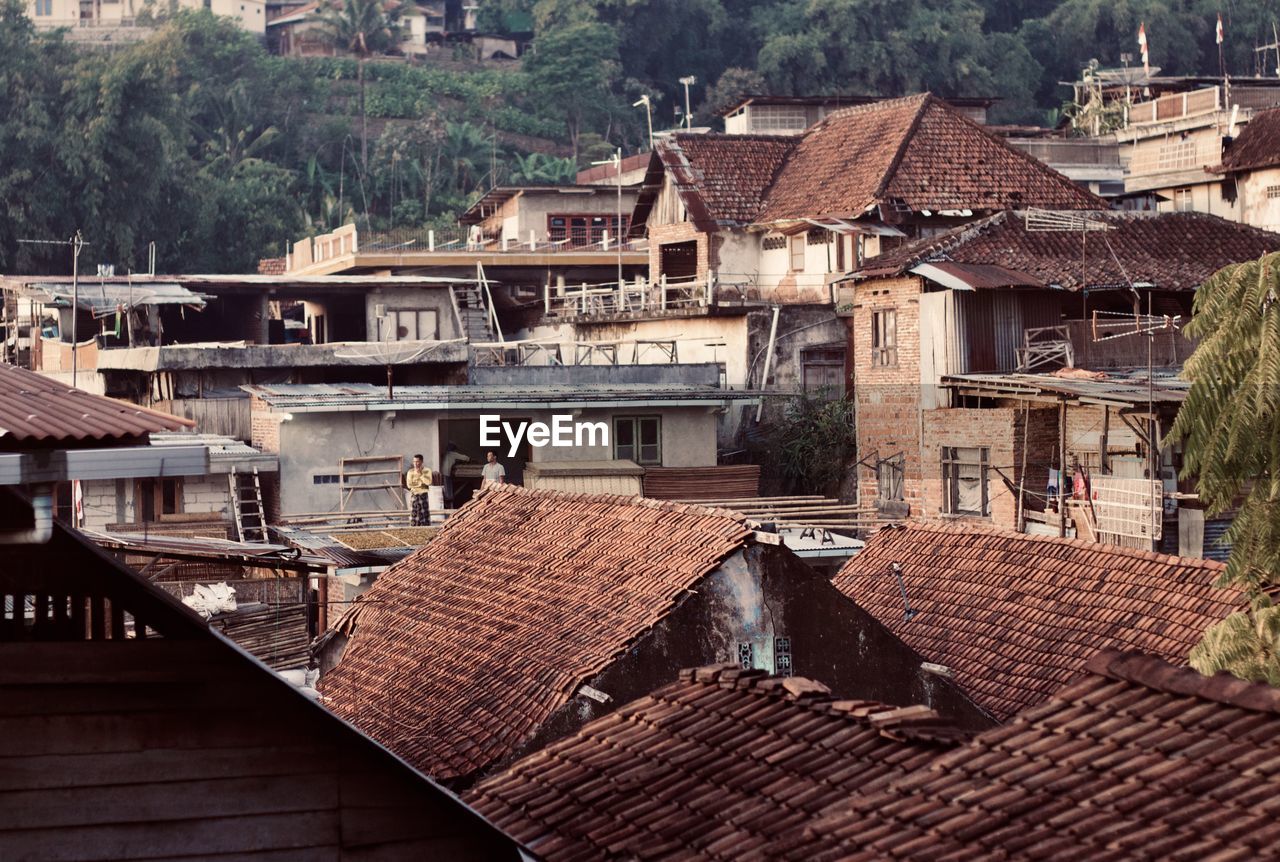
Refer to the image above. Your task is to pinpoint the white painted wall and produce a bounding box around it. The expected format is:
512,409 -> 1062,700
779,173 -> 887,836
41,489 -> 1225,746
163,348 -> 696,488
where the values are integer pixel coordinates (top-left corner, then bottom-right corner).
1238,166 -> 1280,232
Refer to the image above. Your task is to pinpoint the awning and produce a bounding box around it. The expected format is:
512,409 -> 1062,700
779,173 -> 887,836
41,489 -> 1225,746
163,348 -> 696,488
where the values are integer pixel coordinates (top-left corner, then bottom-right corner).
909,262 -> 1046,291
31,282 -> 208,315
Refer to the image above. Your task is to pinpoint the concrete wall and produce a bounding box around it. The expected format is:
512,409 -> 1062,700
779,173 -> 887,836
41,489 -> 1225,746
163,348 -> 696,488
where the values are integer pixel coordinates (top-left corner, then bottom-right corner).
80,473 -> 233,530
1238,165 -> 1280,232
470,362 -> 721,387
272,405 -> 719,515
510,191 -> 639,244
365,287 -> 459,341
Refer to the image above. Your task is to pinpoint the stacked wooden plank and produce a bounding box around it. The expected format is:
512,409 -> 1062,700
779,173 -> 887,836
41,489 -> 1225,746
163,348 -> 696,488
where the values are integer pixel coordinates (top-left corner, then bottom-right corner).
210,602 -> 310,671
643,465 -> 760,500
675,495 -> 886,533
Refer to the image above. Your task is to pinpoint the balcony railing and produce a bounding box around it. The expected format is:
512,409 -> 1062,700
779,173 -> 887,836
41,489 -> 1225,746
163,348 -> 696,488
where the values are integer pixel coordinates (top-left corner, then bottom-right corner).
546,275 -> 713,319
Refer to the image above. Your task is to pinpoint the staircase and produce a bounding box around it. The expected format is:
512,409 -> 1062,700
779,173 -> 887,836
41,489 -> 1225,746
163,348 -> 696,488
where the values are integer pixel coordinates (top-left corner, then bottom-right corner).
453,285 -> 495,342
228,467 -> 267,544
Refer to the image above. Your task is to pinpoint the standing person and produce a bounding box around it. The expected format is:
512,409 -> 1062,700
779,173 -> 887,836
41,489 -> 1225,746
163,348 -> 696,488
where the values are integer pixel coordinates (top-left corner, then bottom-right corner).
481,451 -> 506,488
406,454 -> 432,526
441,443 -> 470,509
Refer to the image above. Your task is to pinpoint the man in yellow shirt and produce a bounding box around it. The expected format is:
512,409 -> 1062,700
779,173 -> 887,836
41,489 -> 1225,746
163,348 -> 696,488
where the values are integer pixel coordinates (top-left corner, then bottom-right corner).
406,454 -> 432,525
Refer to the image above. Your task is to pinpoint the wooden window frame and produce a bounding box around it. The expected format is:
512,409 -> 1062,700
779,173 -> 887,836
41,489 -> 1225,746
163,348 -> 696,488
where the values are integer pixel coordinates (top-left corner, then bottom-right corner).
789,235 -> 805,272
871,309 -> 898,367
613,415 -> 662,466
134,477 -> 183,524
547,214 -> 630,247
942,446 -> 989,517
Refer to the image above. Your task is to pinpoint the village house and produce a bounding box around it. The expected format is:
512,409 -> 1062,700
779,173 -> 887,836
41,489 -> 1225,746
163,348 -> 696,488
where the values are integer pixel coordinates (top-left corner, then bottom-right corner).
244,361 -> 755,514
1212,105 -> 1280,232
778,649 -> 1280,861
467,664 -> 966,859
0,486 -> 524,860
839,208 -> 1280,550
316,486 -> 991,787
26,0 -> 265,38
720,94 -> 996,136
832,523 -> 1242,722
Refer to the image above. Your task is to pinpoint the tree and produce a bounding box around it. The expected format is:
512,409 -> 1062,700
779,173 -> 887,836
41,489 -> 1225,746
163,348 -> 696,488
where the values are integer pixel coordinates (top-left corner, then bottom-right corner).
318,0 -> 403,172
1171,251 -> 1280,682
508,151 -> 577,184
751,392 -> 856,496
524,20 -> 619,162
700,67 -> 768,121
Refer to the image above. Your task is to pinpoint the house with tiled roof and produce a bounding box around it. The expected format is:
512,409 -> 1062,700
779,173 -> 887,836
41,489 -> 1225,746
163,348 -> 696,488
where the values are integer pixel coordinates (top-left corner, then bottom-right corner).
831,523 -> 1242,721
838,209 -> 1280,548
630,93 -> 1100,304
779,649 -> 1280,861
466,664 -> 967,860
1213,105 -> 1280,233
317,485 -> 991,785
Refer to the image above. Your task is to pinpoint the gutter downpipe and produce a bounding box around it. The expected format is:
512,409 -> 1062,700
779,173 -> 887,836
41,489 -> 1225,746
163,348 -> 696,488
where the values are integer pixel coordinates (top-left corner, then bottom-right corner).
755,305 -> 781,422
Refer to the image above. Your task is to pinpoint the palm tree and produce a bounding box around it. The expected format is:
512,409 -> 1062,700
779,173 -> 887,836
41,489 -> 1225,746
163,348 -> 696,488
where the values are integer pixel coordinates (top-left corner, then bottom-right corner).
509,152 -> 578,185
1172,250 -> 1280,682
318,0 -> 402,173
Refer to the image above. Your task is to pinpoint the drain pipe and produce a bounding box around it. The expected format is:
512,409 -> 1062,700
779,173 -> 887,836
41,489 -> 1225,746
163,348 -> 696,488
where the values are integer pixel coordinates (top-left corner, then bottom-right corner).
0,483 -> 55,545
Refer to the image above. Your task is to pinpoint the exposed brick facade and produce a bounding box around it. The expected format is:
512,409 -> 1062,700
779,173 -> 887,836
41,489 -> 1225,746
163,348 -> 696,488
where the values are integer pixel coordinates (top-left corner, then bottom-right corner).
849,277 -> 924,512
647,222 -> 718,283
249,396 -> 280,454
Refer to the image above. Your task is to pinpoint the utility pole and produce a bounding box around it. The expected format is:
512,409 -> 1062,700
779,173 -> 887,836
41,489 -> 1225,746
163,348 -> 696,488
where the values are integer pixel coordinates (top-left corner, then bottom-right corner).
679,76 -> 696,130
17,232 -> 87,387
633,95 -> 654,150
589,149 -> 625,299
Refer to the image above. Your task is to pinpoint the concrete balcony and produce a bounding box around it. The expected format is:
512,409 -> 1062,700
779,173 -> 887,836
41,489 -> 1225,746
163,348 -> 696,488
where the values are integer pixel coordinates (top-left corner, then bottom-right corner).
91,339 -> 470,372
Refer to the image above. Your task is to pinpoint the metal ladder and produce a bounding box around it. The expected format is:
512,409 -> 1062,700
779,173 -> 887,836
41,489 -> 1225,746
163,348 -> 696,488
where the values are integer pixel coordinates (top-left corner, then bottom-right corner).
228,467 -> 267,543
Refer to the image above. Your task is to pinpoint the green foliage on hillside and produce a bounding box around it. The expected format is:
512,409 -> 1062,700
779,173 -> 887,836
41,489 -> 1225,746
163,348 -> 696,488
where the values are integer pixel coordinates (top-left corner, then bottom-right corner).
7,0 -> 1280,274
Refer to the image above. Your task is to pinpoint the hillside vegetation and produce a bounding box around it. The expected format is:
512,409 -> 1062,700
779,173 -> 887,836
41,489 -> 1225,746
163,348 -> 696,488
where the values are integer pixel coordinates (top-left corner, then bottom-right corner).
3,0 -> 1280,274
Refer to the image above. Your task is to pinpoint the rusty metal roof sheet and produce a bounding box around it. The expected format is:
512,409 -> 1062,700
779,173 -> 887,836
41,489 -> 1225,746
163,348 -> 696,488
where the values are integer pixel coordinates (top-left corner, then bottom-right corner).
0,364 -> 193,445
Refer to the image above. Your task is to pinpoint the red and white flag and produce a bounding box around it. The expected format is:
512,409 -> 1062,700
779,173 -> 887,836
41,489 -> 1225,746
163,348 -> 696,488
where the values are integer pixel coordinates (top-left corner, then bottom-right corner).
1216,13 -> 1224,46
1138,22 -> 1150,75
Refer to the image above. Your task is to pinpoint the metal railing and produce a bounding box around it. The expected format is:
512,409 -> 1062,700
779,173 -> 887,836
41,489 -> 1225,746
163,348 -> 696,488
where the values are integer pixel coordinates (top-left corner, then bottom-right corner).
546,275 -> 713,319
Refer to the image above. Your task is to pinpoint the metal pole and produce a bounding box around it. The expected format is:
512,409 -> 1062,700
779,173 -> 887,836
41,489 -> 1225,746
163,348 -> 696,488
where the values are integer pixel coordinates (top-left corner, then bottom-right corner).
71,231 -> 82,388
756,306 -> 781,422
615,149 -> 623,299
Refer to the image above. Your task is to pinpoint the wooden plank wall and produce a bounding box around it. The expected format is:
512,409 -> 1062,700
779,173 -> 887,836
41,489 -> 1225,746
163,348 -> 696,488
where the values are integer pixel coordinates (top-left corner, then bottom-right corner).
0,640 -> 519,861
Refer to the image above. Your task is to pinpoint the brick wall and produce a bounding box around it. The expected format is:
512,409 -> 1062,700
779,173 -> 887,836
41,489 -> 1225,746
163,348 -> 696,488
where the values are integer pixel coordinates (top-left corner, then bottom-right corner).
850,276 -> 925,511
920,406 -> 1058,530
647,222 -> 716,283
250,396 -> 281,454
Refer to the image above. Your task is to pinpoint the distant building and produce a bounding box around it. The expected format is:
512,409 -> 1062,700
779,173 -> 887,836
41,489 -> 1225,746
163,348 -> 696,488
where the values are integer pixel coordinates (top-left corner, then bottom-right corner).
26,0 -> 265,39
317,486 -> 991,786
719,94 -> 996,135
1213,106 -> 1280,232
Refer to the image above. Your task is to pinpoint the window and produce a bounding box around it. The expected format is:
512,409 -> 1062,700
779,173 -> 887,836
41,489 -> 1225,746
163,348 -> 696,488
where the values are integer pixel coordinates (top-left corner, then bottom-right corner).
801,346 -> 846,398
761,234 -> 787,251
750,105 -> 808,132
613,416 -> 661,465
942,447 -> 989,517
135,478 -> 183,523
1267,185 -> 1280,200
871,309 -> 897,367
789,235 -> 805,272
877,454 -> 905,503
381,308 -> 438,341
312,474 -> 341,485
34,0 -> 52,14
547,214 -> 629,247
1173,187 -> 1194,212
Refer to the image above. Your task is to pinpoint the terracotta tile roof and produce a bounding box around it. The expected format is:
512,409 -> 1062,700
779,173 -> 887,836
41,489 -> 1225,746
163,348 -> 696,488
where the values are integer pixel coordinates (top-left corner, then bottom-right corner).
318,486 -> 753,780
857,209 -> 1280,290
256,256 -> 287,275
756,94 -> 1100,224
0,363 -> 193,446
1219,106 -> 1280,173
655,133 -> 796,229
467,664 -> 964,860
782,650 -> 1280,861
831,523 -> 1242,721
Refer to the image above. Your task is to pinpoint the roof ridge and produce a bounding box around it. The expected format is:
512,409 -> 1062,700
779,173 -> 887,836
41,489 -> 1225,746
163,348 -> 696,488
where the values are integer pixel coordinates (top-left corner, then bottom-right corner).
473,483 -> 754,523
871,93 -> 935,203
870,519 -> 1227,572
676,664 -> 963,740
1087,649 -> 1280,714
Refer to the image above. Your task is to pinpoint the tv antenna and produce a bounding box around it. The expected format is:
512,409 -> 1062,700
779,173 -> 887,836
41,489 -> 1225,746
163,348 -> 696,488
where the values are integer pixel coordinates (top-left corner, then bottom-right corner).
17,232 -> 88,387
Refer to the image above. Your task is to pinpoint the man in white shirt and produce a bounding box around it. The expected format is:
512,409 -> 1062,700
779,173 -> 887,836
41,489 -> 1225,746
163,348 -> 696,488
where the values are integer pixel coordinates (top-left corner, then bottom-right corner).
481,451 -> 506,488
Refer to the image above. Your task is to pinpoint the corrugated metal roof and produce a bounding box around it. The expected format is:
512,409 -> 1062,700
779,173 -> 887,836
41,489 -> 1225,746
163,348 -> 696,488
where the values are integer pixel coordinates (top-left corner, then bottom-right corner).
943,368 -> 1189,406
0,364 -> 193,444
243,382 -> 758,411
